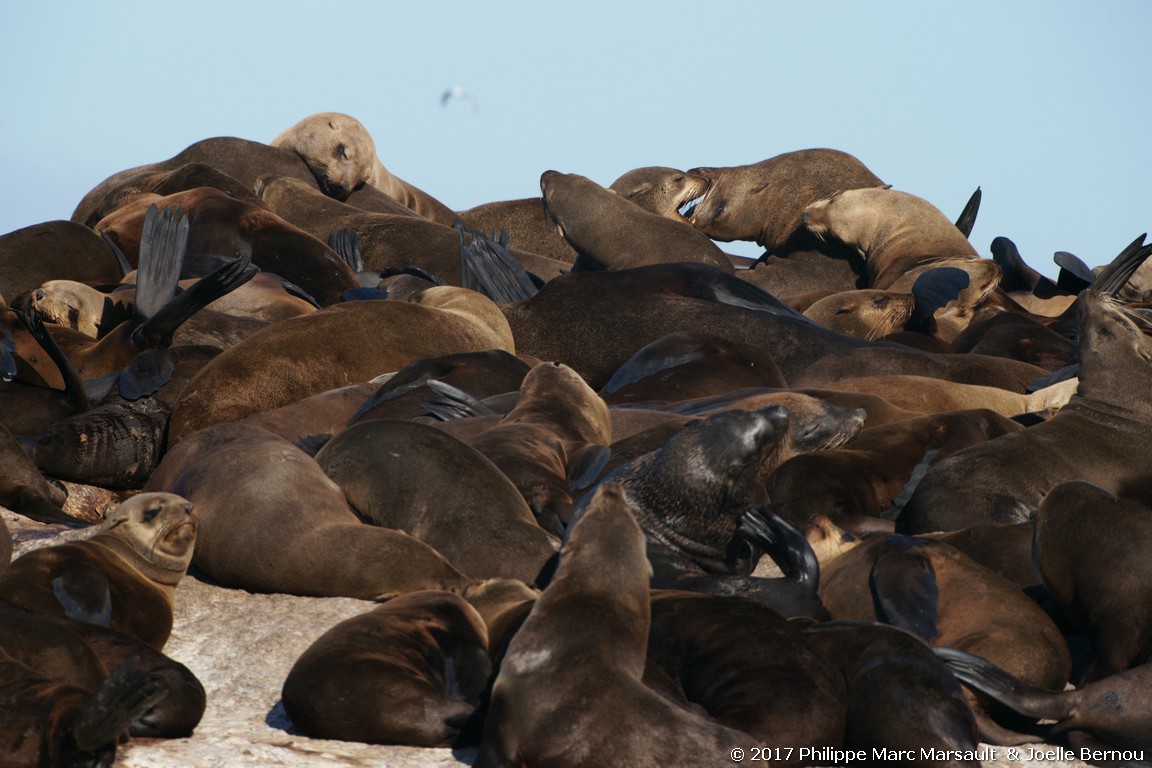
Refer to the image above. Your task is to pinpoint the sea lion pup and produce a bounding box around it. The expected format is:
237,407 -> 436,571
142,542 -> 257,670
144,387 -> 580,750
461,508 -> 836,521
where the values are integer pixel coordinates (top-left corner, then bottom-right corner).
686,149 -> 887,253
539,170 -> 735,274
314,419 -> 559,582
281,590 -> 490,747
599,331 -> 787,405
646,590 -> 847,750
271,111 -> 458,225
802,188 -> 982,290
146,422 -> 469,599
806,622 -> 980,765
1033,481 -> 1152,682
167,284 -> 515,443
897,290 -> 1152,534
0,493 -> 197,649
937,646 -> 1152,753
475,482 -> 758,768
0,220 -> 126,302
607,166 -> 711,221
766,409 -> 1023,534
465,361 -> 612,532
817,532 -> 1071,741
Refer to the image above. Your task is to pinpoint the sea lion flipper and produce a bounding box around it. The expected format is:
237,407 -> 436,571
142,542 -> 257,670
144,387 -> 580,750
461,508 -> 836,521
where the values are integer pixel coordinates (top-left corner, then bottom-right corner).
870,539 -> 940,642
328,228 -> 364,273
566,443 -> 612,492
908,267 -> 969,330
1053,250 -> 1095,294
0,327 -> 16,382
134,204 -> 189,322
71,657 -> 170,752
16,305 -> 92,412
101,231 -> 135,277
118,349 -> 177,401
736,504 -> 820,589
933,646 -> 1074,722
953,186 -> 981,239
278,278 -> 322,309
132,254 -> 258,350
990,236 -> 1050,295
1088,233 -> 1151,296
419,379 -> 498,421
52,566 -> 113,626
456,221 -> 539,303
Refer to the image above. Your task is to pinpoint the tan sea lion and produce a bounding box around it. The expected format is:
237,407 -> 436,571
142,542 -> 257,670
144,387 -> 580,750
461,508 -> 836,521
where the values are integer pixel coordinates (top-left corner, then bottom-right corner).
607,166 -> 711,220
270,111 -> 458,224
0,492 -> 197,649
0,221 -> 126,303
281,591 -> 490,747
475,482 -> 758,767
802,289 -> 917,340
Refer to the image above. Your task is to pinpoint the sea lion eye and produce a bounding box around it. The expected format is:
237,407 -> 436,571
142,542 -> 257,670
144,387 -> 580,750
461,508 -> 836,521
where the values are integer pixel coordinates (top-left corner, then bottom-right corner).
143,505 -> 162,522
336,143 -> 348,160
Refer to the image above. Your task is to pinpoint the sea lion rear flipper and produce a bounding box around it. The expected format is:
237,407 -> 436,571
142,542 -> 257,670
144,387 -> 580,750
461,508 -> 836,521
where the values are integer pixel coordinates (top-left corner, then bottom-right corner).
71,657 -> 170,752
133,204 -> 188,322
328,228 -> 364,273
456,222 -> 540,303
566,444 -> 612,492
52,566 -> 113,626
1053,250 -> 1095,293
131,255 -> 258,349
1088,233 -> 1151,297
278,278 -> 321,309
953,186 -> 981,238
933,646 -> 1075,723
419,379 -> 498,421
16,306 -> 95,412
869,539 -> 940,642
736,504 -> 819,589
117,349 -> 177,401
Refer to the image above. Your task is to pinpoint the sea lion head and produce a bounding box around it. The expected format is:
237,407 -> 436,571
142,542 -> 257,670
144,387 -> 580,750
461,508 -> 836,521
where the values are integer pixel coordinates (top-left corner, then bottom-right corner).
608,166 -> 710,221
509,361 -> 611,442
559,481 -> 652,592
98,492 -> 198,580
1076,289 -> 1152,386
803,289 -> 917,340
271,112 -> 376,200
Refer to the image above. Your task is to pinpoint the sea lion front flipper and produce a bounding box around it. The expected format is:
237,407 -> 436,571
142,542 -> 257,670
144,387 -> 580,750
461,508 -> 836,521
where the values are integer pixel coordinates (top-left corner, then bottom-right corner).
132,254 -> 258,349
990,236 -> 1051,295
133,204 -> 188,322
279,278 -> 321,309
736,504 -> 819,590
907,267 -> 969,332
566,443 -> 612,492
52,565 -> 113,626
16,306 -> 95,412
456,222 -> 540,303
420,379 -> 498,421
71,657 -> 170,752
870,538 -> 940,642
117,349 -> 177,401
1089,233 -> 1151,296
1053,250 -> 1095,294
933,646 -> 1074,723
953,186 -> 981,239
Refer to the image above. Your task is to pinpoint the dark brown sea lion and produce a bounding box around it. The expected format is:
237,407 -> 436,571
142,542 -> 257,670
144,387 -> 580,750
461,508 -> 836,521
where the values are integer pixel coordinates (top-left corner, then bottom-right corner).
686,149 -> 887,254
145,422 -> 469,599
806,622 -> 980,765
462,361 -> 611,531
897,290 -> 1152,533
474,482 -> 758,768
281,590 -> 490,747
952,312 -> 1078,371
802,188 -> 981,290
0,221 -> 126,302
314,419 -> 559,582
1033,481 -> 1152,682
0,493 -> 197,649
0,421 -> 75,526
271,111 -> 459,224
539,171 -> 735,274
168,285 -> 514,444
646,590 -> 846,751
242,382 -> 378,443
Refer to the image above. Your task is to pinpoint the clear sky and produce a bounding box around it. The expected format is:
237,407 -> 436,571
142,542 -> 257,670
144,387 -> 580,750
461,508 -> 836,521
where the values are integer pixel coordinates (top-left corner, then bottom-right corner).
2,1 -> 1149,277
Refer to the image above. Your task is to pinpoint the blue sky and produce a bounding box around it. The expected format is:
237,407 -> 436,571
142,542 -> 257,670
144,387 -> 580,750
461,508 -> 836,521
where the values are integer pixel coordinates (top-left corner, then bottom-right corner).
3,1 -> 1149,276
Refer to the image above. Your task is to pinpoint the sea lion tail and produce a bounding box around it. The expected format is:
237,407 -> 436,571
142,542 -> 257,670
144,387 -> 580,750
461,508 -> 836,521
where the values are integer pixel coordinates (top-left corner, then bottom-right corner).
456,221 -> 540,303
71,656 -> 170,752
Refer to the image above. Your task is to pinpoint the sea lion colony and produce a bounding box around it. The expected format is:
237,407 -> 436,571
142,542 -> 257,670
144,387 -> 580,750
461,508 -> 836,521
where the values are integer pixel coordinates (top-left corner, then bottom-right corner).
1,111 -> 1150,766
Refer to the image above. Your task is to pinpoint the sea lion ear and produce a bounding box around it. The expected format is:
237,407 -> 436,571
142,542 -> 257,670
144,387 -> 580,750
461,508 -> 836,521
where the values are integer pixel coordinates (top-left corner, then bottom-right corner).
870,537 -> 940,642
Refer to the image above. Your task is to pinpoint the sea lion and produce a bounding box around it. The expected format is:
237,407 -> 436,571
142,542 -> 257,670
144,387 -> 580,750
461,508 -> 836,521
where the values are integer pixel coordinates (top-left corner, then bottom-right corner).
686,149 -> 887,253
465,361 -> 612,531
805,622 -> 980,764
313,419 -> 559,582
607,166 -> 711,221
646,590 -> 846,749
896,290 -> 1152,533
1032,481 -> 1152,682
937,646 -> 1152,752
807,373 -> 1056,418
801,188 -> 982,290
145,422 -> 470,599
952,311 -> 1078,371
802,289 -> 918,340
0,220 -> 126,302
168,285 -> 515,443
474,482 -> 758,768
539,171 -> 735,274
0,421 -> 76,526
242,382 -> 378,443
0,492 -> 197,649
281,591 -> 490,747
270,111 -> 458,224
455,197 -> 578,264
